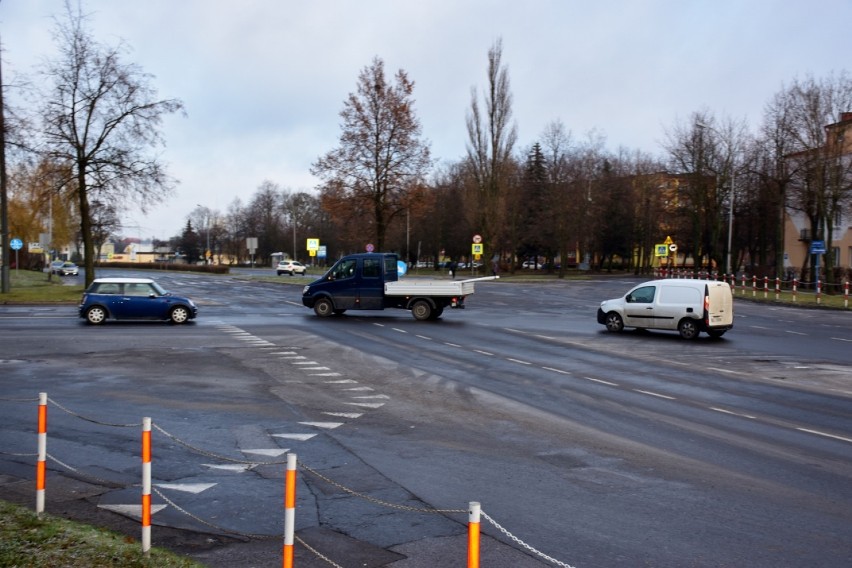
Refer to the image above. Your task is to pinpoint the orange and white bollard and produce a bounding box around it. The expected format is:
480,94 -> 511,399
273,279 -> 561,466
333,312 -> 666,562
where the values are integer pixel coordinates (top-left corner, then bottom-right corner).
36,392 -> 47,517
284,453 -> 297,568
817,280 -> 822,305
142,417 -> 152,557
468,501 -> 481,568
845,281 -> 849,309
793,278 -> 798,302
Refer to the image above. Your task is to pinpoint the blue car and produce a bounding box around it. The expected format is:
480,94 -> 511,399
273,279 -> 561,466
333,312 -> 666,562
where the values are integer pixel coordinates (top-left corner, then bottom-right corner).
79,277 -> 198,325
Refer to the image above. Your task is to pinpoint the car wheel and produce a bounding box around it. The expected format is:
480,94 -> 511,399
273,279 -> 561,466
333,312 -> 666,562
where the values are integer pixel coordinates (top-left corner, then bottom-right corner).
678,318 -> 699,339
707,329 -> 726,339
314,298 -> 334,317
277,271 -> 284,276
169,306 -> 190,324
604,312 -> 624,332
411,300 -> 433,321
85,306 -> 107,325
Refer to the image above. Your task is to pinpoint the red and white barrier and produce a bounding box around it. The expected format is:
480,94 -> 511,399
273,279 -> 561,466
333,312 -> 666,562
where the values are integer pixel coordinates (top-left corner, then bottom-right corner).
36,392 -> 47,517
284,453 -> 297,568
142,417 -> 152,556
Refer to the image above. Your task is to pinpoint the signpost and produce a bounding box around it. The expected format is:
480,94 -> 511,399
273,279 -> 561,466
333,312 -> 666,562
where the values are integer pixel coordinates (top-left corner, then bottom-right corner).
810,240 -> 826,284
10,238 -> 22,275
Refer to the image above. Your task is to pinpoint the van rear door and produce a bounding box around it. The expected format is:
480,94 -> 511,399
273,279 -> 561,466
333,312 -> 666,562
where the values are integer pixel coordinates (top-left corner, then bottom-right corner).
705,282 -> 734,328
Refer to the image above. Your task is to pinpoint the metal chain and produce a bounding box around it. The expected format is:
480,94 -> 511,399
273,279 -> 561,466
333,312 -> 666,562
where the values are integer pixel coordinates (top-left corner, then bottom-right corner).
151,486 -> 276,541
46,453 -> 127,488
481,511 -> 576,568
295,535 -> 345,568
298,462 -> 466,514
0,450 -> 37,457
152,423 -> 288,465
0,395 -> 40,402
48,397 -> 142,428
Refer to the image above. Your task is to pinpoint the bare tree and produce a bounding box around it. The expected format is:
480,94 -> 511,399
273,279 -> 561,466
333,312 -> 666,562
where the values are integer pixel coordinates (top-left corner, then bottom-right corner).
312,57 -> 431,252
465,38 -> 518,266
36,2 -> 183,285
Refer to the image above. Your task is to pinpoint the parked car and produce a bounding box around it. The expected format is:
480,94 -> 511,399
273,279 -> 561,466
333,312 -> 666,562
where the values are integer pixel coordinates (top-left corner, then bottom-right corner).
596,279 -> 733,339
49,260 -> 79,276
277,260 -> 307,276
79,277 -> 198,325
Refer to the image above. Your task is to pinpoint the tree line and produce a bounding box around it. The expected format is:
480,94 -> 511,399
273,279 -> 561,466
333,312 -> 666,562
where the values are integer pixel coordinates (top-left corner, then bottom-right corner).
4,4 -> 851,288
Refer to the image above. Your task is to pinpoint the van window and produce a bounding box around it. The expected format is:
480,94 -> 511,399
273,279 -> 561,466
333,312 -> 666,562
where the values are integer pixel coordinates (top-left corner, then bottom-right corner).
331,259 -> 357,280
627,286 -> 655,303
658,285 -> 701,305
363,258 -> 380,278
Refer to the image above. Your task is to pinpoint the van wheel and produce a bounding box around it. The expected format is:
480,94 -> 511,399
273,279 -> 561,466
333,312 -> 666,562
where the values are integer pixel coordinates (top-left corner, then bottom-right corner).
604,312 -> 624,332
411,300 -> 433,321
314,298 -> 334,317
678,319 -> 699,340
707,329 -> 726,339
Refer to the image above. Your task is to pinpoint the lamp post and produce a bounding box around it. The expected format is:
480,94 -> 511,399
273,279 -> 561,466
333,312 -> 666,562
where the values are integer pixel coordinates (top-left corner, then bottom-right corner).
697,123 -> 735,276
196,205 -> 210,264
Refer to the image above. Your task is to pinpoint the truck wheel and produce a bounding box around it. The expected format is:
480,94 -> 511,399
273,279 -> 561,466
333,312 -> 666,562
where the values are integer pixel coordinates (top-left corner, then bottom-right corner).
678,318 -> 699,339
411,300 -> 433,321
314,298 -> 334,317
604,312 -> 623,332
429,306 -> 444,320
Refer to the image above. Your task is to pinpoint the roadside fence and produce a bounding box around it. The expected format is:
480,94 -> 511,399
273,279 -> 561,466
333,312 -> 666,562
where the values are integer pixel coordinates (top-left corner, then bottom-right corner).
0,392 -> 577,568
653,268 -> 850,309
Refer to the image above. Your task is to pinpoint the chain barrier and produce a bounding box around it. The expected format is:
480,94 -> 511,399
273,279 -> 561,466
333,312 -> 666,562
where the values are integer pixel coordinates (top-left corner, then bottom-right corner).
481,510 -> 575,568
151,486 -> 271,541
152,423 -> 288,466
0,395 -> 40,403
48,397 -> 142,428
3,395 -> 575,566
0,450 -> 37,457
298,461 -> 466,515
46,452 -> 127,488
295,535 -> 345,568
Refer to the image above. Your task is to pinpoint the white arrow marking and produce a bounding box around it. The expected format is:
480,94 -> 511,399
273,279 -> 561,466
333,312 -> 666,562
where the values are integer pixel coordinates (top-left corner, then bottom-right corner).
241,448 -> 289,457
202,464 -> 256,472
155,483 -> 217,494
98,504 -> 167,518
298,421 -> 343,429
272,433 -> 317,441
345,402 -> 385,408
323,412 -> 363,418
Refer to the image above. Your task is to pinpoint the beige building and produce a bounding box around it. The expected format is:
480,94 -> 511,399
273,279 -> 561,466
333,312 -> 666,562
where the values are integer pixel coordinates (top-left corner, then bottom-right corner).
783,112 -> 852,277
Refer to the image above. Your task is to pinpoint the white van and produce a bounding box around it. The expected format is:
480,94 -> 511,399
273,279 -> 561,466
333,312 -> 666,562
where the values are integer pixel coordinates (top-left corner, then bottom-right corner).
597,279 -> 733,339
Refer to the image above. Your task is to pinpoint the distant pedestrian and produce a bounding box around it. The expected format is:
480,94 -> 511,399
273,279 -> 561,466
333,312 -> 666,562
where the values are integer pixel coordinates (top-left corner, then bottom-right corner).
448,261 -> 456,280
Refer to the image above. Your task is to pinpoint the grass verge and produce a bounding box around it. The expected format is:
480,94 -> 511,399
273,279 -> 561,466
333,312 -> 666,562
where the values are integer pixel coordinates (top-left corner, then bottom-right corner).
0,270 -> 83,304
0,499 -> 202,567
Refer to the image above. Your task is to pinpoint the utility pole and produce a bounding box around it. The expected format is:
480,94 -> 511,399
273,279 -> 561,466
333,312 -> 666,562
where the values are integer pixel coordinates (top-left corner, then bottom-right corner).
0,19 -> 11,294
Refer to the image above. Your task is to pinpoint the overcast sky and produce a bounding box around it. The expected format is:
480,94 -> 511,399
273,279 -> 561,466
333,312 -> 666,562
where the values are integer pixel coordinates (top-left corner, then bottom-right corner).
4,0 -> 851,240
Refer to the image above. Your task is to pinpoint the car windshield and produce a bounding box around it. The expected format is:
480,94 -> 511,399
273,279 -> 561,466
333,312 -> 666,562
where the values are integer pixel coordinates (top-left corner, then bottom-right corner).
149,282 -> 168,296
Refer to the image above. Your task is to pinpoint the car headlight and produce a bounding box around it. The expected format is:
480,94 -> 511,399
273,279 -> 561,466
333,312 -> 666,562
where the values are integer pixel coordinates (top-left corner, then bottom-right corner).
302,285 -> 310,294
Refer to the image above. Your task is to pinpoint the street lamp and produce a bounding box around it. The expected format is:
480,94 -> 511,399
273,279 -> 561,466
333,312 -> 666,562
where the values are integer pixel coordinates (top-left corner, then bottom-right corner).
196,205 -> 210,263
697,122 -> 735,276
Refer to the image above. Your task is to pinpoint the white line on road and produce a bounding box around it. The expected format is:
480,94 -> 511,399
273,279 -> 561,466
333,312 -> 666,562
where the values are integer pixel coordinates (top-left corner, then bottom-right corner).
541,367 -> 571,375
796,428 -> 852,444
473,349 -> 494,356
710,407 -> 756,419
506,358 -> 532,365
785,330 -> 807,336
583,376 -> 618,386
634,389 -> 675,400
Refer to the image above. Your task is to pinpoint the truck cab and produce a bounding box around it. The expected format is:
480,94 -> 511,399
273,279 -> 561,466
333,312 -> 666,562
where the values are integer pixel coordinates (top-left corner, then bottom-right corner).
302,253 -> 399,316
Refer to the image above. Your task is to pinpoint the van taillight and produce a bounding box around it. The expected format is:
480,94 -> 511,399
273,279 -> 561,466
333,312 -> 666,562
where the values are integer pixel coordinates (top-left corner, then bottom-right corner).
704,294 -> 710,324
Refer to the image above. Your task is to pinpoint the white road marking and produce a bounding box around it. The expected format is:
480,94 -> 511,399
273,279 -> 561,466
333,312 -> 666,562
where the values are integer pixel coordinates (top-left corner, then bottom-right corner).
155,483 -> 217,493
710,407 -> 756,419
583,376 -> 618,386
299,421 -> 344,429
634,389 -> 675,400
796,428 -> 852,444
542,367 -> 571,375
272,433 -> 317,441
507,358 -> 532,365
473,349 -> 494,356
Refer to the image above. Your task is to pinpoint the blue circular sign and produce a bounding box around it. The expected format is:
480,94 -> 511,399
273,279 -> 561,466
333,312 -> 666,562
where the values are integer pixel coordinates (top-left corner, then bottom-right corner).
10,238 -> 23,250
397,260 -> 407,277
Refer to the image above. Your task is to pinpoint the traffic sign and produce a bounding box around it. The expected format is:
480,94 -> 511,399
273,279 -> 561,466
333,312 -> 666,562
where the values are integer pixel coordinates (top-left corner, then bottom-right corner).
810,240 -> 826,254
654,244 -> 668,257
472,234 -> 482,244
366,243 -> 375,252
669,244 -> 678,252
10,238 -> 23,250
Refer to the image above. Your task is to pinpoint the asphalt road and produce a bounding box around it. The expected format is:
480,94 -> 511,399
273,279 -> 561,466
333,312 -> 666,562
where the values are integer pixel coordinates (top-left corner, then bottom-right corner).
1,269 -> 850,567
